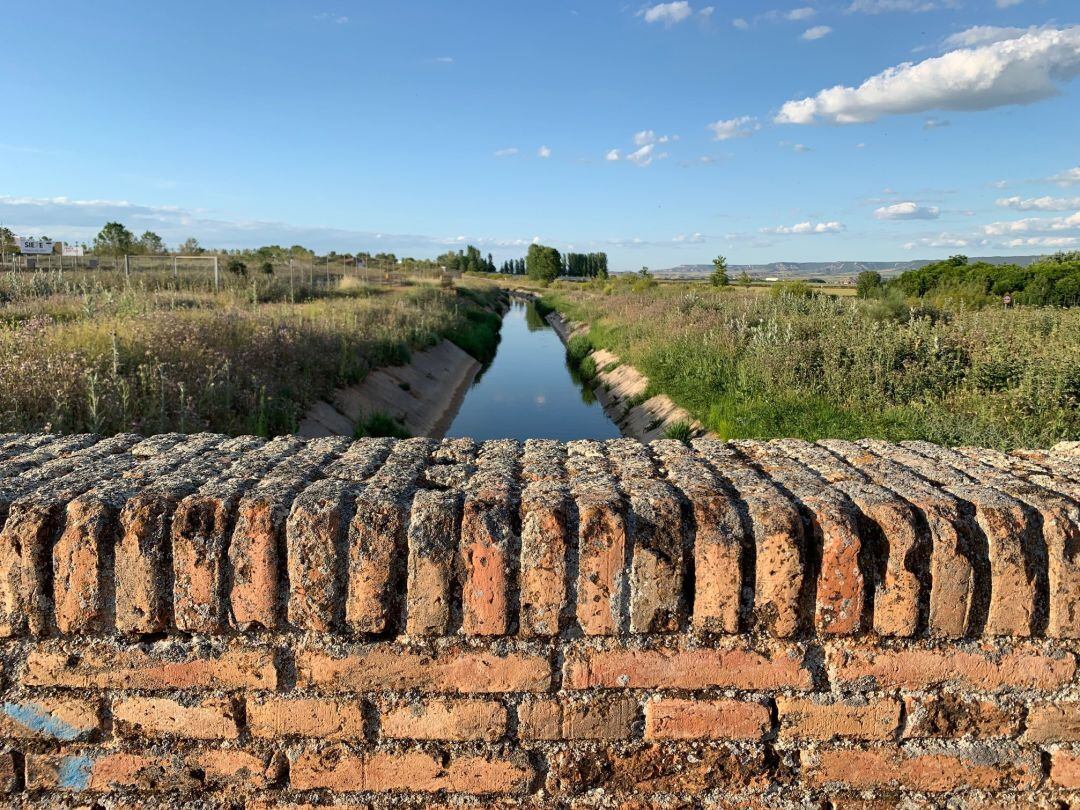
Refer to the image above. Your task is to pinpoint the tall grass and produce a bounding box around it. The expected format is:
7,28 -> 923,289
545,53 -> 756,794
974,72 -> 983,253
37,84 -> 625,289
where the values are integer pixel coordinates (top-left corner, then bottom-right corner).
542,282 -> 1080,448
0,268 -> 502,437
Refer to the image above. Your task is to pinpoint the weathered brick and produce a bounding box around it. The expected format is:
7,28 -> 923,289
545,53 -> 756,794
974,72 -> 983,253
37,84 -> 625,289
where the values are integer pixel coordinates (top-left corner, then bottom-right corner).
228,494 -> 286,630
171,494 -> 232,633
804,745 -> 1040,792
0,753 -> 15,793
114,493 -> 173,634
776,696 -> 900,740
112,696 -> 238,739
519,482 -> 570,637
575,492 -> 628,636
25,645 -> 277,690
406,488 -> 460,636
27,749 -> 273,792
289,749 -> 533,793
0,499 -> 56,636
380,697 -> 507,741
904,694 -> 1020,739
628,481 -> 685,633
1024,703 -> 1080,742
547,744 -> 768,794
830,645 -> 1075,691
297,645 -> 551,693
0,696 -> 98,740
286,479 -> 352,631
1051,750 -> 1080,789
345,492 -> 405,633
645,698 -> 770,740
565,644 -> 811,690
461,490 -> 514,636
519,696 -> 636,740
745,494 -> 805,637
247,696 -> 365,739
53,496 -> 111,633
689,488 -> 745,634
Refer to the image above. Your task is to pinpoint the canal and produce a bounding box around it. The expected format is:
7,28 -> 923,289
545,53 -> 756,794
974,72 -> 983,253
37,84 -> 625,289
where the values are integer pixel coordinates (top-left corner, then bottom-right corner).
445,300 -> 621,441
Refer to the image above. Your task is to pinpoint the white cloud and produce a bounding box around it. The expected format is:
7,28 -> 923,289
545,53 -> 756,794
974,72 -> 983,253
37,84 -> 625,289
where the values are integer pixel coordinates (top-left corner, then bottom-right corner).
997,196 -> 1080,211
707,116 -> 759,141
801,25 -> 832,40
923,118 -> 950,129
493,147 -> 519,157
432,56 -> 454,64
903,234 -> 971,249
848,0 -> 941,12
775,25 -> 1080,125
983,211 -> 1080,236
699,6 -> 715,18
1049,166 -> 1080,186
673,232 -> 707,243
787,7 -> 817,20
996,0 -> 1024,7
874,201 -> 942,220
733,17 -> 749,29
537,145 -> 552,159
314,12 -> 349,24
627,143 -> 666,166
1003,236 -> 1077,247
605,149 -> 621,161
634,130 -> 677,146
942,26 -> 1026,49
761,221 -> 846,235
642,1 -> 693,26
792,143 -> 812,152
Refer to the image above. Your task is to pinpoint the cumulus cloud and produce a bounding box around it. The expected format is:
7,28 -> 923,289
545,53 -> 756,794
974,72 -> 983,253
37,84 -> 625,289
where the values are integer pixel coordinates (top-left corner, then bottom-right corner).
761,221 -> 846,235
605,149 -> 621,162
875,202 -> 942,220
537,145 -> 552,159
634,129 -> 678,146
733,17 -> 749,29
983,211 -> 1080,236
627,143 -> 666,166
642,1 -> 693,26
707,116 -> 759,141
775,25 -> 1080,125
1003,236 -> 1077,247
1050,166 -> 1080,186
801,25 -> 832,41
997,196 -> 1080,211
787,7 -> 817,20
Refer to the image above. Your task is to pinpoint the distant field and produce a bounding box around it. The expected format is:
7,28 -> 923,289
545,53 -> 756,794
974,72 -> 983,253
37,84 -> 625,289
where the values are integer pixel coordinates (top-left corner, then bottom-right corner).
512,276 -> 1080,448
0,266 -> 502,436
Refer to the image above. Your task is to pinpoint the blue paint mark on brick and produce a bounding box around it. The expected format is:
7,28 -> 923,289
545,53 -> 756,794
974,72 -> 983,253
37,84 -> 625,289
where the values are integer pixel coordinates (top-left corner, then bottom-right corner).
1,701 -> 84,741
57,754 -> 94,791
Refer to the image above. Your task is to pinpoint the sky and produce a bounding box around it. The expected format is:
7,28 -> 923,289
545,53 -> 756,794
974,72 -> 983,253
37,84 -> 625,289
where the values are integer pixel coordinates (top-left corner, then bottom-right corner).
1,1 -> 1079,270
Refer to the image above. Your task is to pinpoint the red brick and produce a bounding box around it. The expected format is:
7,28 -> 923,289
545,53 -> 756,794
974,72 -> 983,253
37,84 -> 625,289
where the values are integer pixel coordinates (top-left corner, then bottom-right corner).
247,697 -> 366,739
1024,703 -> 1080,742
859,497 -> 922,637
228,495 -> 284,630
380,697 -> 507,741
519,483 -> 569,637
115,493 -> 173,634
53,497 -> 111,633
804,746 -> 1040,792
171,494 -> 231,633
460,493 -> 513,636
27,750 -> 273,792
923,501 -> 976,638
829,645 -> 1076,691
645,698 -> 770,740
0,500 -> 56,636
519,696 -> 636,740
688,488 -> 744,634
25,645 -> 277,690
547,744 -> 768,794
406,489 -> 459,636
0,753 -> 15,793
628,483 -> 684,633
1051,750 -> 1080,789
575,494 -> 627,636
286,480 -> 350,631
746,494 -> 804,638
776,696 -> 900,740
904,694 -> 1020,738
0,696 -> 98,740
297,645 -> 551,693
289,749 -> 533,794
810,495 -> 865,635
112,696 -> 238,739
564,644 -> 811,690
345,494 -> 405,633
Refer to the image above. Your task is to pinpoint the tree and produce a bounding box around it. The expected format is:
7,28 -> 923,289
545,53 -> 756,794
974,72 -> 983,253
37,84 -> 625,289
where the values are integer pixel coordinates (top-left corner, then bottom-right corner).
738,270 -> 752,287
526,243 -> 562,283
93,222 -> 135,259
227,258 -> 247,277
710,255 -> 729,287
179,237 -> 203,255
0,227 -> 17,258
856,270 -> 883,298
138,231 -> 165,255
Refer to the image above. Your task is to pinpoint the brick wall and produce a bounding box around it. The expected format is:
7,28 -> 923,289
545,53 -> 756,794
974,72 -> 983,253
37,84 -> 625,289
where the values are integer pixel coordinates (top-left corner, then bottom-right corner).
0,431 -> 1078,807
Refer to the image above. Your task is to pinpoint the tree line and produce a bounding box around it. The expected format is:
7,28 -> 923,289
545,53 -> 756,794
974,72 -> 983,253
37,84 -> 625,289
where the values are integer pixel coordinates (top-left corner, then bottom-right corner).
493,243 -> 609,282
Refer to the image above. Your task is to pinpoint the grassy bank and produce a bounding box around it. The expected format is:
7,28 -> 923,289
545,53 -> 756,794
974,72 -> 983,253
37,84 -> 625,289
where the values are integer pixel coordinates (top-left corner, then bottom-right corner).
0,267 -> 502,436
531,278 -> 1080,448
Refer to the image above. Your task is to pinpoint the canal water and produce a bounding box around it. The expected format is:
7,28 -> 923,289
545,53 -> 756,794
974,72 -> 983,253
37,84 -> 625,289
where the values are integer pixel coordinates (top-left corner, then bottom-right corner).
445,300 -> 621,441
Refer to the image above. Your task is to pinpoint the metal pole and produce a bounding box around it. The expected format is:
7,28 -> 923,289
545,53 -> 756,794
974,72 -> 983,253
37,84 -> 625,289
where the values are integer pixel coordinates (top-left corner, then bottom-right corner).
213,256 -> 220,291
124,254 -> 130,281
173,255 -> 178,283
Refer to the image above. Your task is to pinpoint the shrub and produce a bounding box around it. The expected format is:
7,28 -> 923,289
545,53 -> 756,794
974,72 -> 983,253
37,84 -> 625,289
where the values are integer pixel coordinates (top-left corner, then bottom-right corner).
355,412 -> 410,439
227,258 -> 247,277
578,355 -> 597,381
565,333 -> 593,365
664,420 -> 693,443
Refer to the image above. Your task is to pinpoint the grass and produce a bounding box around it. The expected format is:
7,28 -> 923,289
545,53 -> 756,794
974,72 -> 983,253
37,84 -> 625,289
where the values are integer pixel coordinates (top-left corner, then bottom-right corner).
0,266 -> 503,437
534,277 -> 1080,448
354,412 -> 411,439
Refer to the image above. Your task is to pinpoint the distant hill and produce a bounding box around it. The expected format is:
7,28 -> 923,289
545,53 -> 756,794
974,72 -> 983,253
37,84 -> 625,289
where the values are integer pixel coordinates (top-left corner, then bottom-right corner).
653,256 -> 1045,281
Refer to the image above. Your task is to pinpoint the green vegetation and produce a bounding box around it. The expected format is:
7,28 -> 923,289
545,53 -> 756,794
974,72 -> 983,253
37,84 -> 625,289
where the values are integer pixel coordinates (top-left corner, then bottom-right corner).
0,265 -> 502,437
710,256 -> 729,288
497,244 -> 608,279
354,412 -> 411,439
565,333 -> 594,365
890,252 -> 1080,307
537,278 -> 1080,448
526,243 -> 563,283
856,270 -> 883,299
664,420 -> 693,443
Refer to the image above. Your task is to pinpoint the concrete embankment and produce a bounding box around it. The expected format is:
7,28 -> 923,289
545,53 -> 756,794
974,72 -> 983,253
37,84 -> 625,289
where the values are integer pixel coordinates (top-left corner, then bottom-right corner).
516,290 -> 710,441
298,339 -> 481,439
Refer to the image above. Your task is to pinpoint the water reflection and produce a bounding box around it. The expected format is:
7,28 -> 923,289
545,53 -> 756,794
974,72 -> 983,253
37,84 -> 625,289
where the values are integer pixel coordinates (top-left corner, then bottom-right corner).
445,300 -> 620,441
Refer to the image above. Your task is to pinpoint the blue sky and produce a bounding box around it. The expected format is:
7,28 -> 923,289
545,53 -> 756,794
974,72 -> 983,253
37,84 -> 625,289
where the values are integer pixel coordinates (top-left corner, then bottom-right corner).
1,0 -> 1078,270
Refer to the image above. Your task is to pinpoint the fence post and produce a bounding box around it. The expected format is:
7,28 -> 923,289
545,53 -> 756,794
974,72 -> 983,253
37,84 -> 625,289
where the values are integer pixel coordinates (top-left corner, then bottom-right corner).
124,254 -> 130,281
173,256 -> 178,283
213,256 -> 220,291
289,258 -> 294,300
